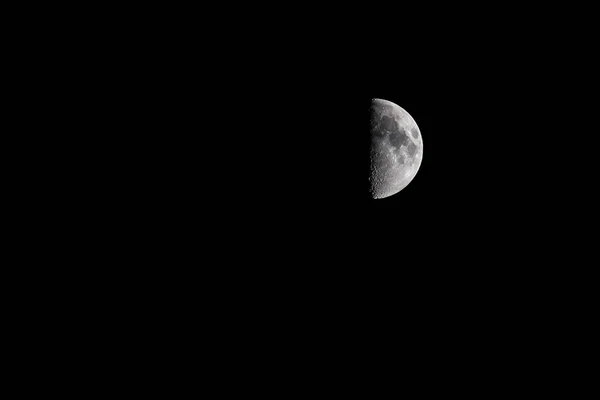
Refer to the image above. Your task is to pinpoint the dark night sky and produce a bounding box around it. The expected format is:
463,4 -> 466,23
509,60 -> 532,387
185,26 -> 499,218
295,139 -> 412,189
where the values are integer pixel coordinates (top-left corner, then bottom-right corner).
29,4 -> 595,375
120,6 -> 593,295
56,6 -> 595,366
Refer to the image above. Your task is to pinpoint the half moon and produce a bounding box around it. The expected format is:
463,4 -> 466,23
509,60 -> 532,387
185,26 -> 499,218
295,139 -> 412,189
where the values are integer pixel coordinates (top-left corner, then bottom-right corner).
370,98 -> 423,199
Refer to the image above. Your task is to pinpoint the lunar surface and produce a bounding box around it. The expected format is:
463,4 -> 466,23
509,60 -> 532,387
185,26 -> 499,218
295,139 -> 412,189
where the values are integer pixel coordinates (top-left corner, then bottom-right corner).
370,98 -> 423,199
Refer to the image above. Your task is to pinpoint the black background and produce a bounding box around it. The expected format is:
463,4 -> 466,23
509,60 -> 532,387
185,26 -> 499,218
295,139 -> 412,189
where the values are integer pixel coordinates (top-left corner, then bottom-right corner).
123,5 -> 596,287
28,3 -> 592,318
135,8 -> 595,375
14,4 -> 596,386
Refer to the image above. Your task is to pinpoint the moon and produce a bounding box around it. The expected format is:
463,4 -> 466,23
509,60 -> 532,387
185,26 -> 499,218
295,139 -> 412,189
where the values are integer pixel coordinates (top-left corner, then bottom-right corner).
370,98 -> 423,199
